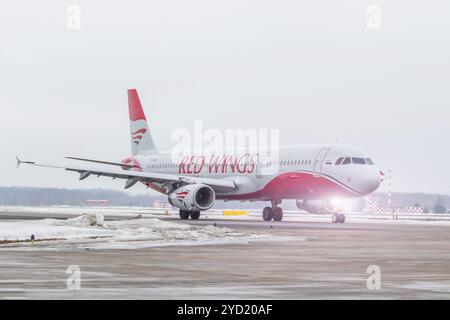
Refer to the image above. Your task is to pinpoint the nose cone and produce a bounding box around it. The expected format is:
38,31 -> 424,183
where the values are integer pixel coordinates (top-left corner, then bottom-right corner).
356,168 -> 381,195
362,175 -> 381,194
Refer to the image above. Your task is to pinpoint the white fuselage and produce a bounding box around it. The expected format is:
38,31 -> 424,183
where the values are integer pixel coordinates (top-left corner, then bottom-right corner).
124,144 -> 381,202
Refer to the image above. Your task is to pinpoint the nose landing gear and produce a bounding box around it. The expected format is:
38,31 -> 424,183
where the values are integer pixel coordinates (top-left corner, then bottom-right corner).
332,212 -> 346,223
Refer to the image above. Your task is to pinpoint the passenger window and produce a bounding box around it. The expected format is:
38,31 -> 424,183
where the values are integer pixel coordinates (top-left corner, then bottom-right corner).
342,157 -> 351,165
351,157 -> 366,165
335,157 -> 343,165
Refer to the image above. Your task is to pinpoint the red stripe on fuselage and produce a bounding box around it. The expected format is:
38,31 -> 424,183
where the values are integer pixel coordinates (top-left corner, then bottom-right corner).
216,171 -> 361,201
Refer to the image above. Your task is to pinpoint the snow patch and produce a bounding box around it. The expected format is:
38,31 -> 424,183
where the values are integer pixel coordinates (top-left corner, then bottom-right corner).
0,215 -> 296,250
56,213 -> 105,227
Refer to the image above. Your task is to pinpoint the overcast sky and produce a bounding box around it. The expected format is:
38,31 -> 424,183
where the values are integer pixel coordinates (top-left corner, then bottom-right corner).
0,0 -> 449,195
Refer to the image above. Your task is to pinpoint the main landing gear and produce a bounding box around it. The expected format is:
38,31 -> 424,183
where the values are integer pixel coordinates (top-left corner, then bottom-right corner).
332,212 -> 346,223
179,209 -> 200,220
262,200 -> 283,222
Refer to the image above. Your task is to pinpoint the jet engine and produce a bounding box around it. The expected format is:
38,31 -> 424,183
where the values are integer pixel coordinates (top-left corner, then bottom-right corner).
168,184 -> 215,211
296,199 -> 337,214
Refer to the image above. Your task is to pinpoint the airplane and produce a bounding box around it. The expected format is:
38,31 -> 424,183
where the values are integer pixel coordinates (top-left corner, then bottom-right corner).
17,89 -> 381,223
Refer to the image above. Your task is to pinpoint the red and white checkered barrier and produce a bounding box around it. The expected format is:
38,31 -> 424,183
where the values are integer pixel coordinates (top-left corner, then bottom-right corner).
365,198 -> 423,214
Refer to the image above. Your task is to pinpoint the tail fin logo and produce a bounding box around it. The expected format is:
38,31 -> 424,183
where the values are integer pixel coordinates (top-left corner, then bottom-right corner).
131,128 -> 147,145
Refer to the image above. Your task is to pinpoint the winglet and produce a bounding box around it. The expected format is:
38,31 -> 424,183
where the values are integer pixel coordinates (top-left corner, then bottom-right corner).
16,156 -> 35,168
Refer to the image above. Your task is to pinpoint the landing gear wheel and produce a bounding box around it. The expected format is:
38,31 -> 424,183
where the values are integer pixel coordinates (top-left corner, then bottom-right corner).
190,211 -> 200,220
332,213 -> 339,223
262,207 -> 274,221
273,207 -> 283,221
179,210 -> 190,220
338,213 -> 345,223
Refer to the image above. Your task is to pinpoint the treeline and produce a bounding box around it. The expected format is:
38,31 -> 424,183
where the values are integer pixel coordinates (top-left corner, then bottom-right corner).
0,186 -> 448,212
0,186 -> 162,207
0,186 -> 278,209
373,192 -> 449,212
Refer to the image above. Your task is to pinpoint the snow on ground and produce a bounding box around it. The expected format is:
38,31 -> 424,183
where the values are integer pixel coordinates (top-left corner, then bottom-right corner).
0,205 -> 166,219
0,214 -> 296,251
1,205 -> 450,226
1,205 -> 449,251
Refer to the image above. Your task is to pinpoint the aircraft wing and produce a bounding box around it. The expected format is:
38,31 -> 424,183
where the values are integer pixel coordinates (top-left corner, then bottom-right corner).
16,157 -> 236,192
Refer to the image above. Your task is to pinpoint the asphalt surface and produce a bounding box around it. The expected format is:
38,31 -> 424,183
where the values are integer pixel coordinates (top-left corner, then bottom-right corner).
0,210 -> 450,299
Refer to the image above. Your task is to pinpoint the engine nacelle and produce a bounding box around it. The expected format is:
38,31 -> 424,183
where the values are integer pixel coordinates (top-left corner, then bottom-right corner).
168,184 -> 215,211
296,199 -> 336,214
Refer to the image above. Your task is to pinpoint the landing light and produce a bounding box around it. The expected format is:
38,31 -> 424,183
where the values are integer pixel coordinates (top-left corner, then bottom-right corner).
331,198 -> 343,207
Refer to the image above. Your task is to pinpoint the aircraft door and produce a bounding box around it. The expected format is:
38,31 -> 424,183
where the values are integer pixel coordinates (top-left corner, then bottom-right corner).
313,148 -> 330,173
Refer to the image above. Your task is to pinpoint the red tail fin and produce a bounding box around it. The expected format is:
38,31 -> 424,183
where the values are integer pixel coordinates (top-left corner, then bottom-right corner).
128,89 -> 146,121
127,89 -> 157,155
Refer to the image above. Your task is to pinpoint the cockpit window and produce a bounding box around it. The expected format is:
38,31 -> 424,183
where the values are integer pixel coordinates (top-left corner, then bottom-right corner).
365,158 -> 374,165
351,157 -> 366,164
342,157 -> 351,165
335,157 -> 343,165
